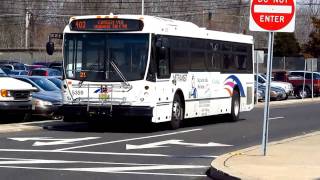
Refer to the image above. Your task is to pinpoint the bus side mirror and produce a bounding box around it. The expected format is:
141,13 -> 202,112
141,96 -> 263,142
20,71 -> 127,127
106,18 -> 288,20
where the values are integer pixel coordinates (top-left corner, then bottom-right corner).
46,41 -> 54,55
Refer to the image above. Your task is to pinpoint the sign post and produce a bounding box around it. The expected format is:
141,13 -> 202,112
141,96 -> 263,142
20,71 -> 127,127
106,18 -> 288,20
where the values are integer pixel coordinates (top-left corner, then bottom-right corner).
255,50 -> 264,104
250,0 -> 296,156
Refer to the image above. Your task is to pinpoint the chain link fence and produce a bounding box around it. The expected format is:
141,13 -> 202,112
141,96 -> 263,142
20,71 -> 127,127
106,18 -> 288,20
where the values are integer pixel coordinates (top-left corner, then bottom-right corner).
257,56 -> 320,74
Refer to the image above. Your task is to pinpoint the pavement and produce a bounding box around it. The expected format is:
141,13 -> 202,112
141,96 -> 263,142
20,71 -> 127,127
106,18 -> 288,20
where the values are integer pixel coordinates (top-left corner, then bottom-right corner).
210,131 -> 320,180
0,123 -> 42,133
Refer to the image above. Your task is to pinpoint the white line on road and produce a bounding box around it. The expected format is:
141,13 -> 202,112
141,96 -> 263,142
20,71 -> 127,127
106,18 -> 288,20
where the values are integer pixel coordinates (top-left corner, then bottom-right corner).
55,128 -> 203,151
0,149 -> 217,158
20,120 -> 61,125
0,165 -> 207,177
0,157 -> 207,167
269,116 -> 285,120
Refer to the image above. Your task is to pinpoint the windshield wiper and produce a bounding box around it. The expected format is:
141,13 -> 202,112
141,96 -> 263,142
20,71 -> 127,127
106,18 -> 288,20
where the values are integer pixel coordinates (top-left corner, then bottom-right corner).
108,59 -> 131,88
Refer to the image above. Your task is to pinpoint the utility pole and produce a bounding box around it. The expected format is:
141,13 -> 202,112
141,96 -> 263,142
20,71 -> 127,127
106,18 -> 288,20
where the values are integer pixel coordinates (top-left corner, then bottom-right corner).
25,10 -> 32,49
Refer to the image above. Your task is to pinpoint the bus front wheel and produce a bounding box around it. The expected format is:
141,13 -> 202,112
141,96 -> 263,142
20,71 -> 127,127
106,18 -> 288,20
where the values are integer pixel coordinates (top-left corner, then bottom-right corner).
170,94 -> 184,130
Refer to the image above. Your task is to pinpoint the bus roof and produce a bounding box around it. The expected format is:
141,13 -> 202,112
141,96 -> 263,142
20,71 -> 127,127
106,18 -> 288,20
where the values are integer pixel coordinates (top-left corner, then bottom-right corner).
65,14 -> 253,44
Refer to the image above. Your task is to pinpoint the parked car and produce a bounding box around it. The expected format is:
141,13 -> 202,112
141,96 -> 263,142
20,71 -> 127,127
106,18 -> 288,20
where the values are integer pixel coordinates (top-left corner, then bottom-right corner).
7,70 -> 29,76
0,61 -> 26,70
273,70 -> 320,98
255,82 -> 287,101
0,64 -> 14,70
14,76 -> 62,118
0,69 -> 36,121
25,64 -> 46,71
256,74 -> 293,99
0,67 -> 12,75
51,66 -> 62,72
33,61 -> 62,68
29,68 -> 62,77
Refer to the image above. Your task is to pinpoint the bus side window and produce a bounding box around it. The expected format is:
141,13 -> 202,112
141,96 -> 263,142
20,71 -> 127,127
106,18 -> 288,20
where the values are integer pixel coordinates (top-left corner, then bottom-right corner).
157,47 -> 170,78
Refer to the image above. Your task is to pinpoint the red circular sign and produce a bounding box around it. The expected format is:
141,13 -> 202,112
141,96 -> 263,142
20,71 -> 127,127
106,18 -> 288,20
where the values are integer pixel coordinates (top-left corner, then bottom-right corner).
251,0 -> 295,31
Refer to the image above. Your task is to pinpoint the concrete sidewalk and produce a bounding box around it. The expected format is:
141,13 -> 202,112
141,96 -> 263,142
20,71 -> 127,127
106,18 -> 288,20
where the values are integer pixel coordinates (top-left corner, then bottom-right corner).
210,131 -> 320,180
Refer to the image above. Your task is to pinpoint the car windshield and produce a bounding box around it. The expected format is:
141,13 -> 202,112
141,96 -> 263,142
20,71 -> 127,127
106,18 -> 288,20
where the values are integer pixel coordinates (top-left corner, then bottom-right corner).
64,33 -> 149,82
29,77 -> 60,91
48,78 -> 62,89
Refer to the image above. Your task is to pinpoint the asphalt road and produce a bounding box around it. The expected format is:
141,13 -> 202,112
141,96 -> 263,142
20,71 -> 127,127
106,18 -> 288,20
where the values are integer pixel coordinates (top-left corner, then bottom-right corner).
0,102 -> 319,180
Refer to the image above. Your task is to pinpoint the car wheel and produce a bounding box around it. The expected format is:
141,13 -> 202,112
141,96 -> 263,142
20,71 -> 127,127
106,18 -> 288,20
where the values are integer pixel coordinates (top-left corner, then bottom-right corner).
170,94 -> 184,130
297,87 -> 310,99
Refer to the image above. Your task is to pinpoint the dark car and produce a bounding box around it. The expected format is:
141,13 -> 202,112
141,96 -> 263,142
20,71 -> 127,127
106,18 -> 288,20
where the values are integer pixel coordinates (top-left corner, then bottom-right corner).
33,61 -> 62,68
0,61 -> 26,70
8,70 -> 29,76
255,82 -> 287,101
25,64 -> 46,71
29,68 -> 62,77
14,76 -> 62,118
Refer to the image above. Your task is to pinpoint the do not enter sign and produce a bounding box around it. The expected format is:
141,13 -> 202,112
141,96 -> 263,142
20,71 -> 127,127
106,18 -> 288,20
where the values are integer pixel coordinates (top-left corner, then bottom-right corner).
249,0 -> 296,32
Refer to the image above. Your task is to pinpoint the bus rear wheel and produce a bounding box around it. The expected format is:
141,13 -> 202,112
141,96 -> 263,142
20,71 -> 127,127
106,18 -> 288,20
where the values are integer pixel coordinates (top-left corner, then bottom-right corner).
228,90 -> 240,122
170,94 -> 184,130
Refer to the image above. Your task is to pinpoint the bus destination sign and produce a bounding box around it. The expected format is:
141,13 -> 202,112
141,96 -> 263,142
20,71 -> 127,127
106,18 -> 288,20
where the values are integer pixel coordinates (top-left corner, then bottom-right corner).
70,19 -> 144,32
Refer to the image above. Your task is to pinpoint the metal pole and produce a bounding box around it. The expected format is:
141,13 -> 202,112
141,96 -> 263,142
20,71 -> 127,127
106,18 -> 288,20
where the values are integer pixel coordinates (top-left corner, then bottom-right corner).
141,0 -> 144,15
25,10 -> 31,49
302,60 -> 306,100
312,59 -> 314,99
256,51 -> 259,104
262,31 -> 274,156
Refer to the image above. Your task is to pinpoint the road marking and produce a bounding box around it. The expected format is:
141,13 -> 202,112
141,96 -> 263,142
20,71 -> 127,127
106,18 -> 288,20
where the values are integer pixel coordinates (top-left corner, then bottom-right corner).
0,157 -> 197,166
55,128 -> 203,151
0,165 -> 206,177
0,149 -> 217,158
269,116 -> 285,120
0,157 -> 208,177
9,137 -> 100,146
20,120 -> 61,125
126,139 -> 232,150
64,164 -> 207,172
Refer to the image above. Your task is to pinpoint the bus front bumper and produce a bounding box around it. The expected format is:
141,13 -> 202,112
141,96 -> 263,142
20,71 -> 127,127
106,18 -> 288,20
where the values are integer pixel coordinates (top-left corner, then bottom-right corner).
59,104 -> 153,118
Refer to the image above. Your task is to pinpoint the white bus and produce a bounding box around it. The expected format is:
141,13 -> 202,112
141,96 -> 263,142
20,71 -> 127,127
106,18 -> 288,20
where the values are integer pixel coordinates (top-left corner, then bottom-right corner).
47,14 -> 254,129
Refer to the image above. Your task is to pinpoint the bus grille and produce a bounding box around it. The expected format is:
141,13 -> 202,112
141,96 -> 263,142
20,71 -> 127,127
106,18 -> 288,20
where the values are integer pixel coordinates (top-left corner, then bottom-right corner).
11,91 -> 30,100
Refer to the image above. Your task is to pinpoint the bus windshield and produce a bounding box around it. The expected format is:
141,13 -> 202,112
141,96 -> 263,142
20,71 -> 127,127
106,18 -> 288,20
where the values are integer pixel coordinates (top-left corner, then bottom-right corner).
64,33 -> 149,82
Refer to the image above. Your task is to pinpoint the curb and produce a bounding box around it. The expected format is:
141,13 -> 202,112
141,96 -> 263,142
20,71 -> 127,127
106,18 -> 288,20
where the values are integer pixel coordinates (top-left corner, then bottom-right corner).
255,97 -> 320,108
0,124 -> 42,133
210,131 -> 320,180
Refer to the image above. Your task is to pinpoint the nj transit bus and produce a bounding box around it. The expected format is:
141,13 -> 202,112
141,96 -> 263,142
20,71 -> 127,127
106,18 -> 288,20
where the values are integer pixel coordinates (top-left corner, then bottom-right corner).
46,14 -> 254,129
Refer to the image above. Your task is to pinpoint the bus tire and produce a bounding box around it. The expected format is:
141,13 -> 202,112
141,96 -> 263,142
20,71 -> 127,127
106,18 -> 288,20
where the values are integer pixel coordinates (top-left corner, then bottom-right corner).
170,94 -> 184,130
228,90 -> 240,122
